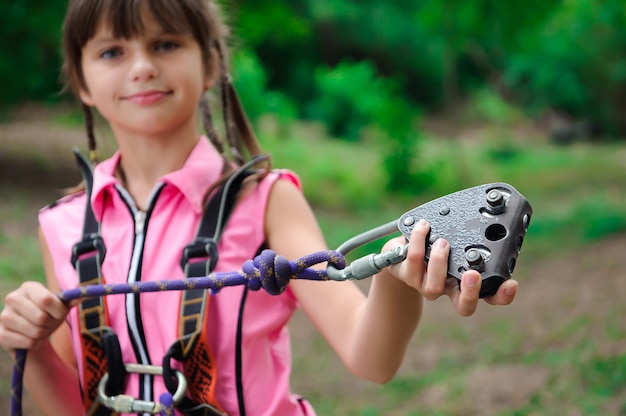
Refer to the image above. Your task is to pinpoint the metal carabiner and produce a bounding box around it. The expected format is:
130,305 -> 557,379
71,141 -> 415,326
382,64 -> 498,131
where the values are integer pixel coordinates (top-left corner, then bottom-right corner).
98,363 -> 187,414
326,219 -> 407,281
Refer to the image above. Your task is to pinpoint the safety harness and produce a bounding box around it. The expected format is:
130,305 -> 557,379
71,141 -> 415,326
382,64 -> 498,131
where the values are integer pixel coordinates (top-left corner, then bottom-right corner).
70,150 -> 265,415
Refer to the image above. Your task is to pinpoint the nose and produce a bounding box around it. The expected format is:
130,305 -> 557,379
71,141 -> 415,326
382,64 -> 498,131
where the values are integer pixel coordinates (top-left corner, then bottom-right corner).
129,50 -> 158,82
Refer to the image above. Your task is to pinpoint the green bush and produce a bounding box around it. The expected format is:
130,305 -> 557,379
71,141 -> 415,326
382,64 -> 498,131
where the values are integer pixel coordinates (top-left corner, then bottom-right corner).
464,88 -> 523,126
304,60 -> 404,141
0,2 -> 66,109
260,125 -> 387,211
231,49 -> 298,124
503,0 -> 626,136
6,1 -> 626,139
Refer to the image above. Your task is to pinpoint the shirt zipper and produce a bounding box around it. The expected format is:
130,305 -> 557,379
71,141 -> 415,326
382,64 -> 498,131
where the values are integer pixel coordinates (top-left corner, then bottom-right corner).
116,183 -> 165,414
135,210 -> 147,235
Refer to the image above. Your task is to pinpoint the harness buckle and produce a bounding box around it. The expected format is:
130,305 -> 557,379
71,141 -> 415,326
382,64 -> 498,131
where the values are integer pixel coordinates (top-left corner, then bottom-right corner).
98,364 -> 187,414
180,237 -> 218,274
71,233 -> 106,268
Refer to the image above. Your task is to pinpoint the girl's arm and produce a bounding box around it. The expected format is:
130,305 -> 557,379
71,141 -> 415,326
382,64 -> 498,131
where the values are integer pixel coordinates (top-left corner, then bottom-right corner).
0,229 -> 83,416
265,179 -> 517,383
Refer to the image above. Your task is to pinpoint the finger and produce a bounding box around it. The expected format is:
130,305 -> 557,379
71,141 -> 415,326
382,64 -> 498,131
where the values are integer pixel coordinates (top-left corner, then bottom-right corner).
0,322 -> 44,350
444,277 -> 461,305
422,238 -> 449,300
0,307 -> 47,345
0,326 -> 37,352
483,279 -> 518,305
6,288 -> 66,335
454,270 -> 481,316
25,284 -> 68,322
398,219 -> 430,288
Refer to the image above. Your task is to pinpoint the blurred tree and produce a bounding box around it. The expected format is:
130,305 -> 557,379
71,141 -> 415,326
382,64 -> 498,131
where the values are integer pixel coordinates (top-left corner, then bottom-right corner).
2,0 -> 626,137
0,1 -> 66,110
505,0 -> 626,136
414,0 -> 560,104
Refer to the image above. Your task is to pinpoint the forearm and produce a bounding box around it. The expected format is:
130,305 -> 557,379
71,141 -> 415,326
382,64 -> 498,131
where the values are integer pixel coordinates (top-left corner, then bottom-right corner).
348,268 -> 423,383
22,341 -> 83,416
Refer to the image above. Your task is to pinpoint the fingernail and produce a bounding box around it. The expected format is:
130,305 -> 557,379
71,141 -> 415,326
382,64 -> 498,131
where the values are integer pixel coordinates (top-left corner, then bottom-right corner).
466,273 -> 479,288
434,238 -> 447,248
504,284 -> 516,296
417,219 -> 428,228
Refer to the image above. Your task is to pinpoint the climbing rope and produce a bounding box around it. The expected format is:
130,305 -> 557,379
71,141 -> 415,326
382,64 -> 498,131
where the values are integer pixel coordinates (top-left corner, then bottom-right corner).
9,181 -> 532,415
10,249 -> 346,416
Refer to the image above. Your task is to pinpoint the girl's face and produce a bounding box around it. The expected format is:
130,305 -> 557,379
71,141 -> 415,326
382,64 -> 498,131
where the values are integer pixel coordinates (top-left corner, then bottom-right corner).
79,8 -> 213,138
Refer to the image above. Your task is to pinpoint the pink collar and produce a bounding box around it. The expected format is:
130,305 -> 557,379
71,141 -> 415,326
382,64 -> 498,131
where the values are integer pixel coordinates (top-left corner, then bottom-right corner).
91,137 -> 224,217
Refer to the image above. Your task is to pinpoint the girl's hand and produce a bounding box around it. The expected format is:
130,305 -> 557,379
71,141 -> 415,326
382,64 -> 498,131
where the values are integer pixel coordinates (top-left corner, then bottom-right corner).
385,219 -> 517,316
0,281 -> 75,355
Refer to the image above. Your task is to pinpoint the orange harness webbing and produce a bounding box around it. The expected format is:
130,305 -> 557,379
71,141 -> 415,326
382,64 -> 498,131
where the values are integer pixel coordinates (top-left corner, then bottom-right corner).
163,160 -> 260,415
71,151 -> 117,415
71,151 -> 264,415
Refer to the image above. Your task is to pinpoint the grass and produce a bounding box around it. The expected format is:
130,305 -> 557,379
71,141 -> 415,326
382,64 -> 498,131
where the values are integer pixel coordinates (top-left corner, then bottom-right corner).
0,229 -> 43,310
292,320 -> 626,415
261,120 -> 626,261
0,234 -> 42,281
2,106 -> 626,414
258,117 -> 626,415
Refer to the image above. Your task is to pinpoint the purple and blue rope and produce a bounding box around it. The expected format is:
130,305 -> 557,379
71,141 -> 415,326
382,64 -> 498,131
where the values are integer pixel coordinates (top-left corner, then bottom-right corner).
10,249 -> 346,416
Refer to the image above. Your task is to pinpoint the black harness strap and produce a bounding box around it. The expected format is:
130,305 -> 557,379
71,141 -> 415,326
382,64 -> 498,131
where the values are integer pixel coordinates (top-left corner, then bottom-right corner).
71,150 -> 106,327
71,149 -> 119,416
71,149 -> 269,415
164,155 -> 269,415
179,156 -> 263,331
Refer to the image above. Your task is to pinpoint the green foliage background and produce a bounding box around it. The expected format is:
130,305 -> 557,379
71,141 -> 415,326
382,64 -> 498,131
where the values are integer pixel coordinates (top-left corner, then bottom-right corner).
3,0 -> 626,251
2,2 -> 626,414
0,2 -> 67,107
3,0 -> 626,134
2,1 -> 626,263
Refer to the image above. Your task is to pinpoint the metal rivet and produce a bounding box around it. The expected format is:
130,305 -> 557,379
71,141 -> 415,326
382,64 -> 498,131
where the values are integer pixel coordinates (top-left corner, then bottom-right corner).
403,216 -> 415,227
487,190 -> 504,207
465,248 -> 485,269
486,189 -> 506,214
439,207 -> 450,215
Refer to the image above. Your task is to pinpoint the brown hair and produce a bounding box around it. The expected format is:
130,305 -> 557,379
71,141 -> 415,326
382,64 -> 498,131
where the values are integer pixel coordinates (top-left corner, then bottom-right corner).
62,0 -> 264,171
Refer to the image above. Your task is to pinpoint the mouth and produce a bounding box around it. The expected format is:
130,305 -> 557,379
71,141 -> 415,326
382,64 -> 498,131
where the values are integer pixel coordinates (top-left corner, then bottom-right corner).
123,90 -> 172,105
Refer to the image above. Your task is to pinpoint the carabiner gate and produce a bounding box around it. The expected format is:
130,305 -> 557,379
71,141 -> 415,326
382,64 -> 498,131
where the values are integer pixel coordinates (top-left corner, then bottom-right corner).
98,363 -> 187,414
326,219 -> 407,281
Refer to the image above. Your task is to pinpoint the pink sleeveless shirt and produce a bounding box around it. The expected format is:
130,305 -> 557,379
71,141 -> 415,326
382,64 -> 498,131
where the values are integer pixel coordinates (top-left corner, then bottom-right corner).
39,137 -> 315,415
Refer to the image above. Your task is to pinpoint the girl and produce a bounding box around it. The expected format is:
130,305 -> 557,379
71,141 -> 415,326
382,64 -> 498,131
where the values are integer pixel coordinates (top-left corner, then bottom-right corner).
0,1 -> 518,415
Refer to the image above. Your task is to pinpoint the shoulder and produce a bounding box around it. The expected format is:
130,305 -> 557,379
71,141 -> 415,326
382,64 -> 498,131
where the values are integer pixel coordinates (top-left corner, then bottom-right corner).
268,169 -> 301,188
264,169 -> 326,256
255,169 -> 301,197
39,191 -> 87,219
264,170 -> 310,223
39,191 -> 87,242
237,168 -> 302,212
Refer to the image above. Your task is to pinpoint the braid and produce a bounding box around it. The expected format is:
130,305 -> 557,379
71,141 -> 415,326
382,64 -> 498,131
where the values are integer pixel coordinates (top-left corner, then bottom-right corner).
210,38 -> 263,167
81,102 -> 98,164
199,36 -> 270,196
214,40 -> 245,165
199,93 -> 225,156
220,74 -> 245,165
224,74 -> 263,157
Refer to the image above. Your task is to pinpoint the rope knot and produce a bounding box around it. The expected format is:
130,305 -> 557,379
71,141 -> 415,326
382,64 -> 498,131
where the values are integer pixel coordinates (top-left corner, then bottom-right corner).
241,249 -> 346,295
241,250 -> 292,295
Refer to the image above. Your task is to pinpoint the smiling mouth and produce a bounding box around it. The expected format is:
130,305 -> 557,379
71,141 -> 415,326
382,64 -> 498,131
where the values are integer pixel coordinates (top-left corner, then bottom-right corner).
124,91 -> 172,105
